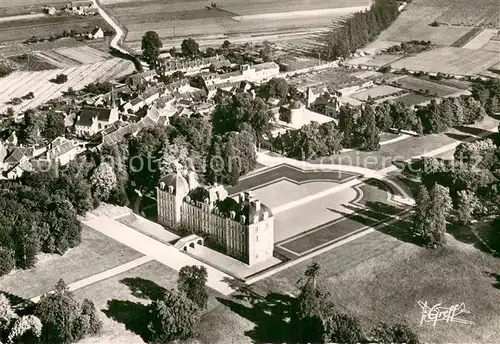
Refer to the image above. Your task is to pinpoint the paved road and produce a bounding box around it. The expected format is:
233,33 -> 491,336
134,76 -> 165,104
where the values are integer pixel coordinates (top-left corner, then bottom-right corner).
91,0 -> 129,55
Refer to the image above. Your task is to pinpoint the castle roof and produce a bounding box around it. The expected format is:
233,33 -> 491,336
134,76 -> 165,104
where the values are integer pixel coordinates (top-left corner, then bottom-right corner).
158,172 -> 189,196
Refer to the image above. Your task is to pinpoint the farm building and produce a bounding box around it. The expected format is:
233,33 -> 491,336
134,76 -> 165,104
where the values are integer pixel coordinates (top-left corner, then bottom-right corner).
89,27 -> 104,39
202,62 -> 279,86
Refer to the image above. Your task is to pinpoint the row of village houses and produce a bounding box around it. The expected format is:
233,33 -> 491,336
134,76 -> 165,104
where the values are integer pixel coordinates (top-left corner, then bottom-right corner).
0,58 -> 363,180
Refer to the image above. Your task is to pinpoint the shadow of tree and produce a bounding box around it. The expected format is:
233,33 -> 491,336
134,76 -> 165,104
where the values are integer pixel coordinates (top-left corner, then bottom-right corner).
483,271 -> 500,289
454,125 -> 496,138
217,291 -> 294,343
120,277 -> 166,301
447,220 -> 500,257
103,299 -> 152,343
329,202 -> 422,246
445,132 -> 475,142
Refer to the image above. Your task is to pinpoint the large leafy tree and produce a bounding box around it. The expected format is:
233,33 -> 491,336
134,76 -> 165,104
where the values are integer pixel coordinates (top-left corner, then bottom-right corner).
359,105 -> 380,151
141,31 -> 163,64
412,184 -> 452,248
177,265 -> 208,310
259,78 -> 289,100
35,280 -> 101,344
90,162 -> 118,201
370,323 -> 420,344
181,38 -> 199,58
148,289 -> 200,342
43,110 -> 65,141
212,93 -> 272,143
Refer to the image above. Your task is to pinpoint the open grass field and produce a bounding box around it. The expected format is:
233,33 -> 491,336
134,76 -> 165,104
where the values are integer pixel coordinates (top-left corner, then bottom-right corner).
0,225 -> 143,300
253,229 -> 500,343
0,0 -> 68,16
394,93 -> 432,106
73,260 -> 181,344
345,54 -> 403,68
101,0 -> 370,43
394,76 -> 462,97
463,29 -> 500,50
390,47 -> 500,76
434,0 -> 500,28
0,57 -> 135,114
73,259 -> 225,344
351,85 -> 404,101
0,14 -> 112,43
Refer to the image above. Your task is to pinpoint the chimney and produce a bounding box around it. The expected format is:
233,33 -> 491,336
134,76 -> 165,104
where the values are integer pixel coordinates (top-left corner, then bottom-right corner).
239,192 -> 245,203
253,200 -> 261,211
263,211 -> 269,220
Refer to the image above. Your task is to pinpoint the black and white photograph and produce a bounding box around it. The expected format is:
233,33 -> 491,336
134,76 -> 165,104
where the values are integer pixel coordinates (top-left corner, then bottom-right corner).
0,0 -> 498,343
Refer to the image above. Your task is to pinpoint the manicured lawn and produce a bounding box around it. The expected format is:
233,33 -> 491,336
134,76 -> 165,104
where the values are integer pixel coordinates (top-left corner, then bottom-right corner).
74,260 -> 222,344
254,230 -> 500,343
74,260 -> 179,344
0,225 -> 142,300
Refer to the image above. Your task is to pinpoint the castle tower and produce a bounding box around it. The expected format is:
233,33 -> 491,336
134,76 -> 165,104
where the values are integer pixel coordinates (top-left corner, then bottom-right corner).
157,171 -> 190,228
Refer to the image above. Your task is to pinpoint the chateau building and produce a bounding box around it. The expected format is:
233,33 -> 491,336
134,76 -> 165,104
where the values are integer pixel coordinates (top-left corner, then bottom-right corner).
157,172 -> 274,266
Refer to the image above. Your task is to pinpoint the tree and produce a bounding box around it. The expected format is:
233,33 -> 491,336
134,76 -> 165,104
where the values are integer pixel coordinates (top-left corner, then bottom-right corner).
412,184 -> 452,248
0,294 -> 17,334
454,139 -> 497,169
259,78 -> 288,100
53,74 -> 68,84
142,31 -> 163,64
338,105 -> 357,147
260,45 -> 271,61
43,110 -> 65,141
90,162 -> 117,201
0,248 -> 14,277
18,111 -> 42,145
7,315 -> 43,344
455,190 -> 479,225
35,280 -> 80,344
359,105 -> 380,151
161,138 -> 197,177
291,263 -> 325,343
222,40 -> 231,49
177,265 -> 208,309
181,38 -> 199,58
370,323 -> 420,344
205,47 -> 216,57
148,289 -> 200,342
327,313 -> 365,344
168,47 -> 177,57
78,299 -> 102,336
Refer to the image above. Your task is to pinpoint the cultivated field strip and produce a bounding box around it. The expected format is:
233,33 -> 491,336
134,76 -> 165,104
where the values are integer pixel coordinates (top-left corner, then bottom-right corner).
0,58 -> 134,113
55,46 -> 110,64
36,51 -> 81,68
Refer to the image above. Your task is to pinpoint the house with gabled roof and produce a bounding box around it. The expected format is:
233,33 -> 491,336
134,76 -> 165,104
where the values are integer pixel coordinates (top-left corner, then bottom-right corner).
74,106 -> 119,137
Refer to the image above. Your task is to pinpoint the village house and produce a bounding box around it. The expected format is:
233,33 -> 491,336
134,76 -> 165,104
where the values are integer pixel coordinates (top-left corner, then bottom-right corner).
74,106 -> 119,137
32,137 -> 81,168
161,56 -> 228,76
201,62 -> 279,87
65,0 -> 97,15
125,70 -> 157,89
88,27 -> 104,40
